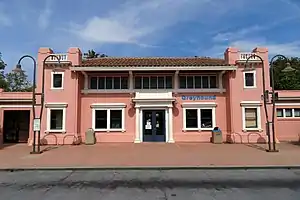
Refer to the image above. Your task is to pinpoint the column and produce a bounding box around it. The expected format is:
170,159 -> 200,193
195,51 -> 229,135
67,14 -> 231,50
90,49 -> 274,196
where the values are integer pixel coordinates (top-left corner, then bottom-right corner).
168,107 -> 174,143
82,72 -> 88,90
174,70 -> 179,94
134,107 -> 141,143
129,71 -> 133,91
218,71 -> 225,93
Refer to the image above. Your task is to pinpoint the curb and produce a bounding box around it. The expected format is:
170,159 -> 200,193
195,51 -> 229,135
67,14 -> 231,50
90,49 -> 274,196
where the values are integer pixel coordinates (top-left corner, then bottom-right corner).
1,165 -> 300,171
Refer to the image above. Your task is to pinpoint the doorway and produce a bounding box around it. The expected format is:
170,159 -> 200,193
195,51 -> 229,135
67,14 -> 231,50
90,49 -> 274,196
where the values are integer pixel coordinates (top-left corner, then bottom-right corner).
3,110 -> 30,143
142,110 -> 166,142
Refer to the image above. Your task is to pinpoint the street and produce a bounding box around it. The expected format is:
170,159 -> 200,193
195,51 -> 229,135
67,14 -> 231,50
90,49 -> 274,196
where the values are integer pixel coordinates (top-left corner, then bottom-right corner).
0,169 -> 300,199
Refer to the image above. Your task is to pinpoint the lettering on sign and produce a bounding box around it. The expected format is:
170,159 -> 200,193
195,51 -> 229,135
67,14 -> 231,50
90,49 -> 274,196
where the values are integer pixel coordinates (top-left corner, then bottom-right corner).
181,95 -> 216,101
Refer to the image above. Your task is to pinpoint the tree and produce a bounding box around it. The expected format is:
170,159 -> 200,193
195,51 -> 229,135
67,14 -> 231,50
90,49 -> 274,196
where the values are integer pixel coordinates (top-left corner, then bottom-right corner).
272,57 -> 300,90
0,52 -> 8,90
5,67 -> 32,92
83,50 -> 108,58
84,49 -> 99,58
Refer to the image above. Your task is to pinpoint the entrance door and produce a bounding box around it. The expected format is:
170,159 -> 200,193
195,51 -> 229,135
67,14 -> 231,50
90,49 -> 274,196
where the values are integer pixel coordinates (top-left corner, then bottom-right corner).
3,110 -> 30,143
143,110 -> 166,142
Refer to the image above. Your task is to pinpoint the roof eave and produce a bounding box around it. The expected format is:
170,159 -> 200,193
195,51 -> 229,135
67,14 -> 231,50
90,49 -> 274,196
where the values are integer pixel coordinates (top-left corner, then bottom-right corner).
70,65 -> 237,71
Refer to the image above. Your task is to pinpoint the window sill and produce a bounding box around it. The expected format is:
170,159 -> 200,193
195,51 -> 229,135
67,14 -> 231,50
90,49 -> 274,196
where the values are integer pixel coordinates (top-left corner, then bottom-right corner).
82,89 -> 131,94
242,129 -> 263,132
176,88 -> 225,93
50,87 -> 64,90
45,130 -> 66,134
183,128 -> 214,132
243,86 -> 256,89
94,129 -> 126,133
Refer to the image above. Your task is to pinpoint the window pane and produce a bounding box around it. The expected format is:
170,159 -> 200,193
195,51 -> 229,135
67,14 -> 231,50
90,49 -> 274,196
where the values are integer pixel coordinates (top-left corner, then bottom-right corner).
50,110 -> 63,130
110,110 -> 122,129
186,109 -> 198,128
95,110 -> 107,129
53,74 -> 62,88
150,76 -> 157,89
90,77 -> 97,89
200,109 -> 212,128
121,77 -> 128,89
113,77 -> 121,89
285,109 -> 292,117
143,77 -> 150,89
179,76 -> 186,89
186,76 -> 194,89
106,77 -> 113,89
276,109 -> 283,117
195,76 -> 201,88
245,73 -> 254,87
165,76 -> 173,89
294,109 -> 300,117
209,76 -> 217,88
202,76 -> 209,88
158,77 -> 164,89
135,77 -> 142,89
245,108 -> 258,128
98,77 -> 105,89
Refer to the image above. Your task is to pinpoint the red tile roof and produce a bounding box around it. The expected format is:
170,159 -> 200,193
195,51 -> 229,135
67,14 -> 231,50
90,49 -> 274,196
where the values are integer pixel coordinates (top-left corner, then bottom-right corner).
77,57 -> 230,67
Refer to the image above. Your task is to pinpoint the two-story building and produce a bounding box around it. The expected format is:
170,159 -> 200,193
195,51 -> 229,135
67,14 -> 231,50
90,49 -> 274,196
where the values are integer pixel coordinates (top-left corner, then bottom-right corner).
0,46 -> 299,146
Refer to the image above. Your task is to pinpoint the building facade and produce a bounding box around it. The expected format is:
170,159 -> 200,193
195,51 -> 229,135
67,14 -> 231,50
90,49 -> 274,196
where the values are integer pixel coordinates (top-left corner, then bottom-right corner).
0,47 -> 299,146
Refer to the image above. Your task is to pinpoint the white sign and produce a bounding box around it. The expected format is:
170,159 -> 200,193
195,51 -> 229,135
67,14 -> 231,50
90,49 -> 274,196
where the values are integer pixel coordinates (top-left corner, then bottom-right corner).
145,121 -> 152,130
33,118 -> 41,131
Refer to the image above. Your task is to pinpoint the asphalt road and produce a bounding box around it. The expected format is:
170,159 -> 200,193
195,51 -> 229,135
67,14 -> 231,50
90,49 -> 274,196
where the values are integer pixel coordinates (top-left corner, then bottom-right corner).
0,169 -> 300,200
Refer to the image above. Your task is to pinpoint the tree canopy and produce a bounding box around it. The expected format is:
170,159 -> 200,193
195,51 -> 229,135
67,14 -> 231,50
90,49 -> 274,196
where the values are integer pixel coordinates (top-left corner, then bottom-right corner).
272,57 -> 300,90
0,52 -> 32,92
83,49 -> 108,58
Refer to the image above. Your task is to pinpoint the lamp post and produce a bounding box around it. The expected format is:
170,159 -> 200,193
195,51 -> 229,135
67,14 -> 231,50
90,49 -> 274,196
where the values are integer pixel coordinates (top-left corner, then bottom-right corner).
16,54 -> 61,154
245,54 -> 293,152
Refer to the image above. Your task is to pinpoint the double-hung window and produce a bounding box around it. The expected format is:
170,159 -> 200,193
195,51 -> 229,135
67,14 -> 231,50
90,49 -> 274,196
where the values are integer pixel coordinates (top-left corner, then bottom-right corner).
183,103 -> 216,130
243,70 -> 256,88
51,72 -> 64,89
179,75 -> 217,89
134,76 -> 173,89
241,102 -> 261,131
91,103 -> 126,132
46,103 -> 67,133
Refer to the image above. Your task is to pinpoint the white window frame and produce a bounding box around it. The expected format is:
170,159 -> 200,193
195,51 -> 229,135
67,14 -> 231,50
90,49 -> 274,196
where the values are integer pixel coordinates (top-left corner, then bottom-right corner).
243,70 -> 256,89
51,71 -> 64,89
241,101 -> 261,131
45,103 -> 67,133
91,103 -> 126,132
182,102 -> 217,131
276,108 -> 300,118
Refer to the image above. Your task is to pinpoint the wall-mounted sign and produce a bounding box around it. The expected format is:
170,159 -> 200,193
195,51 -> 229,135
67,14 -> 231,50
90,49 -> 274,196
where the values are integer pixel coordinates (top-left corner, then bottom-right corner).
181,95 -> 216,101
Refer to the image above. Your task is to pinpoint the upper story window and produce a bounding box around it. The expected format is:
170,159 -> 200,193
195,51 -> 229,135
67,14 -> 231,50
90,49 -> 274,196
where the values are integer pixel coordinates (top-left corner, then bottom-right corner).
243,70 -> 256,88
51,72 -> 64,89
277,108 -> 300,118
179,75 -> 217,89
89,76 -> 128,90
134,76 -> 173,89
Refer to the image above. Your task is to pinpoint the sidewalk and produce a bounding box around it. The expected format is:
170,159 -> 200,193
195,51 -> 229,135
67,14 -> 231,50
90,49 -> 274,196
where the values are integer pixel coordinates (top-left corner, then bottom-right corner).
0,142 -> 300,169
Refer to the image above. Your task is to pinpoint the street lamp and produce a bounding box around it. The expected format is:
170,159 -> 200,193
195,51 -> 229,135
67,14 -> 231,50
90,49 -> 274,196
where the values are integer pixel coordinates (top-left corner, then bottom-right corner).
16,54 -> 61,154
245,54 -> 293,152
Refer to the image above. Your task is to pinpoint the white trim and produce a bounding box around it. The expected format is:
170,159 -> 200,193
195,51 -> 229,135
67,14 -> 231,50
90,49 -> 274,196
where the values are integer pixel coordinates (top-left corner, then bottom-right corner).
0,105 -> 33,108
50,71 -> 64,90
90,103 -> 126,108
70,66 -> 237,71
46,107 -> 67,133
176,88 -> 226,93
243,70 -> 256,89
240,101 -> 262,106
275,103 -> 300,106
182,106 -> 217,131
182,102 -> 217,108
91,106 -> 126,132
241,105 -> 262,131
45,102 -> 68,108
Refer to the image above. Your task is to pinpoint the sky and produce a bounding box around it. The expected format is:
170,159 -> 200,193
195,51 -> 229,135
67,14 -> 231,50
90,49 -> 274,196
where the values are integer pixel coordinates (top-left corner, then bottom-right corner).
1,0 -> 300,73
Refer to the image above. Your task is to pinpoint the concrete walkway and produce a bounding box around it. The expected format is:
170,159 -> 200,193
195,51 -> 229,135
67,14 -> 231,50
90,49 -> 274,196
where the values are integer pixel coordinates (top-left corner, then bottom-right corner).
0,143 -> 300,169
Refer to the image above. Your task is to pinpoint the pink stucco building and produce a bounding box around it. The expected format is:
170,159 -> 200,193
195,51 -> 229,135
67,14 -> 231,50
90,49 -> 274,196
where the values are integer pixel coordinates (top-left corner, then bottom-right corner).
0,47 -> 299,146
